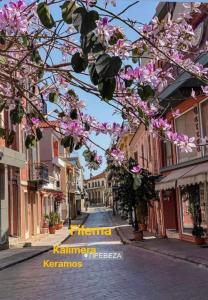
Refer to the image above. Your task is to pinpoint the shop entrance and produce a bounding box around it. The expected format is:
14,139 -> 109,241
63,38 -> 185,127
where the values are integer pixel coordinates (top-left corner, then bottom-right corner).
163,189 -> 179,238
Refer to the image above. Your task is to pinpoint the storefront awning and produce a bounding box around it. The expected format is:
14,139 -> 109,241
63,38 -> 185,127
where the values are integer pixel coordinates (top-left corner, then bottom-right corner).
155,166 -> 193,191
178,161 -> 208,187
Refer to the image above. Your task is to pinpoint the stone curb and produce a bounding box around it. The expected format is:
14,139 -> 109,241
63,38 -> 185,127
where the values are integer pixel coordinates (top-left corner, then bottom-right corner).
110,212 -> 208,270
0,213 -> 89,271
115,226 -> 131,245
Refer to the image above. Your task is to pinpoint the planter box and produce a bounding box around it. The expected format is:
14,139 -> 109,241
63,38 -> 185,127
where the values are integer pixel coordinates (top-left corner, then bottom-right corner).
49,226 -> 56,234
55,223 -> 63,230
194,237 -> 205,245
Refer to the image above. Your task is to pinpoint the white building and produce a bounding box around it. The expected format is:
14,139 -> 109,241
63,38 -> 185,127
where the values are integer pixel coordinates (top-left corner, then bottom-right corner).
84,171 -> 110,206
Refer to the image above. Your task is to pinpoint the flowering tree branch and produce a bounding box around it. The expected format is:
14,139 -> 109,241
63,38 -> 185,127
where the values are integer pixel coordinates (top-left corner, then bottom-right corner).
0,0 -> 207,172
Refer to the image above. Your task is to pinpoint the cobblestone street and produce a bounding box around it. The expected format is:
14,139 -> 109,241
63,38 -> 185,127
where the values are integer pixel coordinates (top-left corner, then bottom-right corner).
0,207 -> 208,300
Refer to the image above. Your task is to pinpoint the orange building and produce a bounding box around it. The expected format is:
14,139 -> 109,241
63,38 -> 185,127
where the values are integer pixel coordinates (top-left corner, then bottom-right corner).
129,124 -> 163,236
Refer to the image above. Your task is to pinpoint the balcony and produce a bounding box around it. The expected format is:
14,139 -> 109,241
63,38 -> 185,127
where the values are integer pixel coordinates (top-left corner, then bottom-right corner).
52,156 -> 65,168
0,147 -> 25,168
41,175 -> 61,192
67,180 -> 76,193
28,162 -> 49,188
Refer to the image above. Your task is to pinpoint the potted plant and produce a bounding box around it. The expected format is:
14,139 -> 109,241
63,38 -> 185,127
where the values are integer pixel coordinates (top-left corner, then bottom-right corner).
46,212 -> 57,234
42,214 -> 49,234
137,201 -> 148,231
186,186 -> 206,245
55,213 -> 63,230
192,225 -> 205,245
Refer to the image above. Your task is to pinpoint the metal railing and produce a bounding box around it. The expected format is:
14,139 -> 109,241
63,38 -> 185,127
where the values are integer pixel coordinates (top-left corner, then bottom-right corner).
28,162 -> 49,182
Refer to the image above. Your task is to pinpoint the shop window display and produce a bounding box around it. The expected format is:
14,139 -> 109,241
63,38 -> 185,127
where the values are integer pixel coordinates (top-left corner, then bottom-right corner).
181,184 -> 207,234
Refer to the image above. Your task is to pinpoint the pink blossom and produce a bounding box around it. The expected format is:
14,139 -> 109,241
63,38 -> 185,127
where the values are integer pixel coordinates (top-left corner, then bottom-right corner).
151,118 -> 171,132
131,165 -> 142,174
183,2 -> 201,13
166,131 -> 179,143
94,153 -> 102,165
96,17 -> 114,44
111,39 -> 131,58
177,136 -> 196,153
61,120 -> 88,143
0,0 -> 28,34
95,18 -> 122,45
31,117 -> 40,127
191,88 -> 196,99
110,149 -> 125,166
172,109 -> 180,118
201,86 -> 208,96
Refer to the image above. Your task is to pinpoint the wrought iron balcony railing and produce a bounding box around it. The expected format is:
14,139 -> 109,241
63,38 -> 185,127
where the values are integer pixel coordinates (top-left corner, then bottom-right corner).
28,162 -> 49,183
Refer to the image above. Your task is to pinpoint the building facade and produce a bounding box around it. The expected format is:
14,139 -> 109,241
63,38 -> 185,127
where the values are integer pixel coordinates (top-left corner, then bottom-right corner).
85,172 -> 108,205
69,157 -> 84,217
129,124 -> 162,236
0,117 -> 25,249
154,3 -> 208,242
0,115 -> 85,249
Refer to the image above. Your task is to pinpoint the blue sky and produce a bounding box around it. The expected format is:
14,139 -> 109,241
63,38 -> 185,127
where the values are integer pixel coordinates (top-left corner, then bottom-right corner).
78,0 -> 158,179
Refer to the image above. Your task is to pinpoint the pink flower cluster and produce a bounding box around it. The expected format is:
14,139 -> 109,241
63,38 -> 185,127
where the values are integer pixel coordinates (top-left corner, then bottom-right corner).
86,150 -> 102,170
61,120 -> 89,143
166,131 -> 196,153
151,118 -> 172,132
122,63 -> 174,93
0,1 -> 28,34
131,165 -> 142,174
110,148 -> 125,166
95,17 -> 125,46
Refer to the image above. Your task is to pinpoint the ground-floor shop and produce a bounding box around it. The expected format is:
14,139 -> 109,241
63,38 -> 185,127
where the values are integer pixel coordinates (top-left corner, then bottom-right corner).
156,161 -> 208,242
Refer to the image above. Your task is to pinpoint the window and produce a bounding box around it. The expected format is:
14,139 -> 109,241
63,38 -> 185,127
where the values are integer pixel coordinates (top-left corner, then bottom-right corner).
180,184 -> 207,234
102,181 -> 104,186
98,181 -> 100,187
53,140 -> 59,157
175,108 -> 200,163
201,100 -> 208,155
92,182 -> 94,188
88,182 -> 90,188
95,182 -> 97,187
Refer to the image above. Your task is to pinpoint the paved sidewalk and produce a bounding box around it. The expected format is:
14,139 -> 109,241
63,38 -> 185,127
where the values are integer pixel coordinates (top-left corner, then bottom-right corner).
109,211 -> 208,269
0,213 -> 89,271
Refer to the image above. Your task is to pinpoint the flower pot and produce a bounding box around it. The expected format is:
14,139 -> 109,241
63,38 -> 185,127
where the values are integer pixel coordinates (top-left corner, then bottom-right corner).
41,223 -> 48,234
133,231 -> 143,241
194,237 -> 205,245
49,226 -> 56,234
139,224 -> 147,231
55,223 -> 63,230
